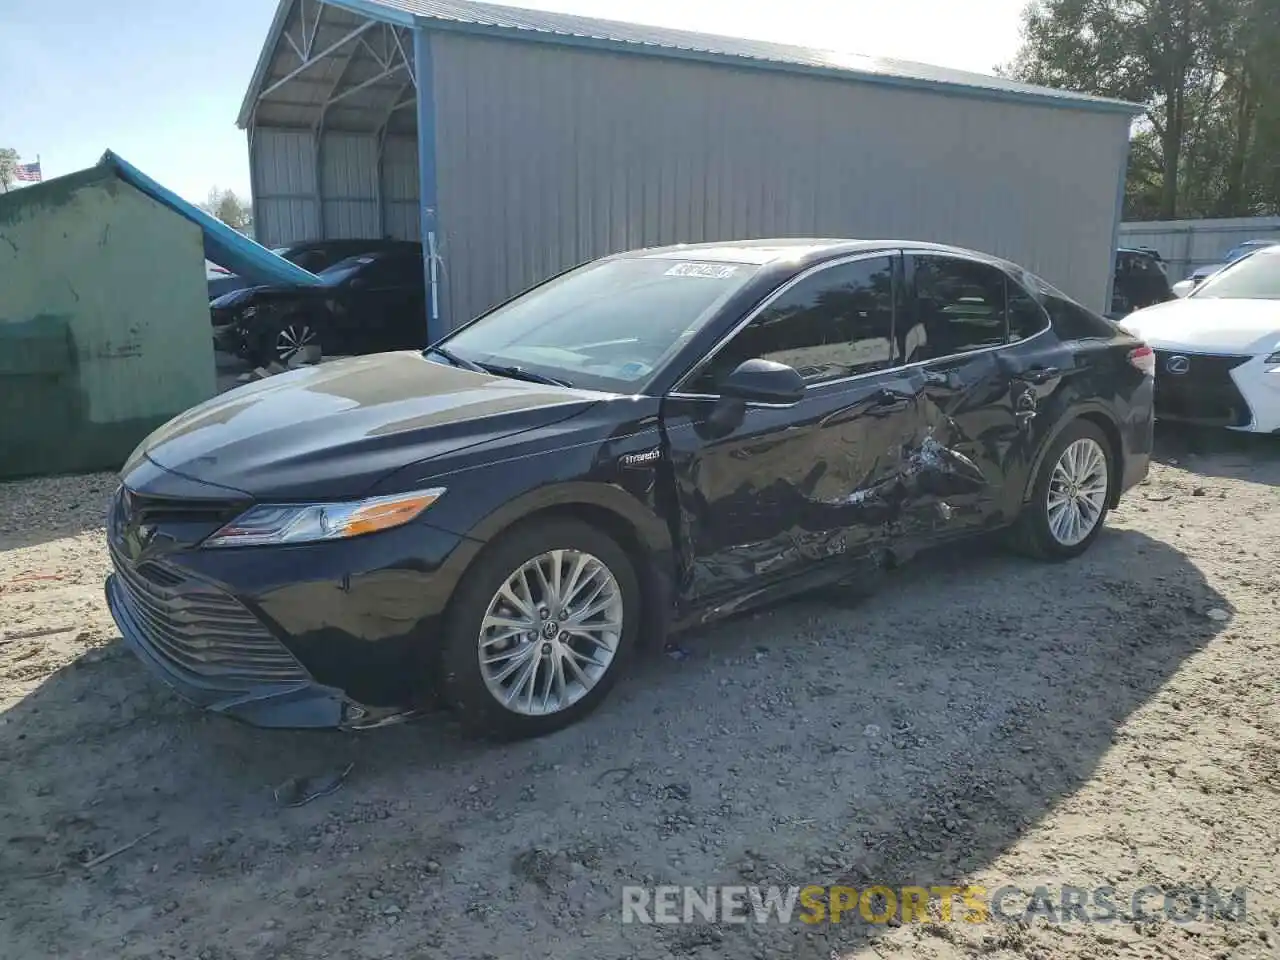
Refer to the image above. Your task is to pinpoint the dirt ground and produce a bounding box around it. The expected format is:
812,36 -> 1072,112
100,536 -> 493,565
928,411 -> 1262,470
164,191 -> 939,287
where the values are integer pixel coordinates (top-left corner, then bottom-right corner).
2,426 -> 1279,960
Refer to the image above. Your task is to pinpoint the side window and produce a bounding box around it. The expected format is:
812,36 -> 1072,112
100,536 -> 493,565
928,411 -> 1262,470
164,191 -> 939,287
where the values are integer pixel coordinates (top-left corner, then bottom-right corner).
685,257 -> 897,392
1007,272 -> 1051,342
904,256 -> 1008,362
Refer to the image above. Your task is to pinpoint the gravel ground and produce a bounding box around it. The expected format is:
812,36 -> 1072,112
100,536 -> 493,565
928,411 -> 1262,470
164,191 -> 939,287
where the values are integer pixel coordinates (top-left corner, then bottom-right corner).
2,426 -> 1279,960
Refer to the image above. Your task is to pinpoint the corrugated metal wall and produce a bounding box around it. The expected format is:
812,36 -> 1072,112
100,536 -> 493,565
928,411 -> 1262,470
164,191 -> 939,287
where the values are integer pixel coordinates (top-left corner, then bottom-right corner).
1120,215 -> 1280,281
252,128 -> 420,246
429,32 -> 1130,327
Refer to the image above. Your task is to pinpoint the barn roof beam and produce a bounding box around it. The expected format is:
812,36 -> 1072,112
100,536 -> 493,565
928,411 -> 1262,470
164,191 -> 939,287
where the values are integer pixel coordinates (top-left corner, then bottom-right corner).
258,18 -> 378,104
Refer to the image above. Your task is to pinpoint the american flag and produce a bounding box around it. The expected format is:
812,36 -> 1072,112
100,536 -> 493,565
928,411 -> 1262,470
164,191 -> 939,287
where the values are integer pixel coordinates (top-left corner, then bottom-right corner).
15,161 -> 42,182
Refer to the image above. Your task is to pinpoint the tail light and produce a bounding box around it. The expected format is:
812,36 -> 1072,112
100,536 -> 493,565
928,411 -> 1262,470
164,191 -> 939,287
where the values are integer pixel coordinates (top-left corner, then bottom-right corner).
1128,344 -> 1156,377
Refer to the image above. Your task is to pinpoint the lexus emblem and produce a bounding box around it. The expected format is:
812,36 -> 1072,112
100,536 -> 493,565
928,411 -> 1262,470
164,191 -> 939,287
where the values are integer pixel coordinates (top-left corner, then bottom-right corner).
1165,355 -> 1191,376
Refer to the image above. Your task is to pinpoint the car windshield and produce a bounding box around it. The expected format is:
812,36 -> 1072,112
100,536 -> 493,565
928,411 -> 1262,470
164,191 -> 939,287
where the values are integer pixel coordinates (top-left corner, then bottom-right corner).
317,255 -> 376,286
1225,241 -> 1274,262
1192,249 -> 1280,300
438,256 -> 759,391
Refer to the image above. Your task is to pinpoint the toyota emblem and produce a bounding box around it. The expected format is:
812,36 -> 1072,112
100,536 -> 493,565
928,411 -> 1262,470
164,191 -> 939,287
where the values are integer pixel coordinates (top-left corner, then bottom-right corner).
1165,355 -> 1191,375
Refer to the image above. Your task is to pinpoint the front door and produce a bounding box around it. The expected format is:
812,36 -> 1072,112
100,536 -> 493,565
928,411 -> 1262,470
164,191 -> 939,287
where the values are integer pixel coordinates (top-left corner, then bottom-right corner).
660,254 -> 924,609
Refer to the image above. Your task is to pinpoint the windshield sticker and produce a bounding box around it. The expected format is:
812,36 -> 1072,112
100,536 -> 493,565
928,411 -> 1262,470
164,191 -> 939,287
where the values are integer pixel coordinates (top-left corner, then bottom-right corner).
665,262 -> 740,279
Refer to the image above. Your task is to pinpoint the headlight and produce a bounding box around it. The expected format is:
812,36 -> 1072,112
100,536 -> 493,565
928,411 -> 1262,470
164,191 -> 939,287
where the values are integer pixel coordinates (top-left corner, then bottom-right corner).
203,487 -> 446,548
1265,351 -> 1280,364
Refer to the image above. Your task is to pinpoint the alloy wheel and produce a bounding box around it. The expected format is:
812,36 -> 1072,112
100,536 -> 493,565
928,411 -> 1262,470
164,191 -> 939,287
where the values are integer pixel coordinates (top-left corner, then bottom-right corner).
1046,437 -> 1109,547
276,323 -> 316,362
478,549 -> 623,716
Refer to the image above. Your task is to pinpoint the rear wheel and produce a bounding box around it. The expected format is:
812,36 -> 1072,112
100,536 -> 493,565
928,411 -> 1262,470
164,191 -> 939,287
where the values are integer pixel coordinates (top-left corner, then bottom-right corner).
440,518 -> 639,740
1009,419 -> 1113,560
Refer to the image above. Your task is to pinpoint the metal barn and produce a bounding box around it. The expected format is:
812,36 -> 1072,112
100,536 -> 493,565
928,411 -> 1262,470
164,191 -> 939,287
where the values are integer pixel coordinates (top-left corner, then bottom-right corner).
240,0 -> 1139,340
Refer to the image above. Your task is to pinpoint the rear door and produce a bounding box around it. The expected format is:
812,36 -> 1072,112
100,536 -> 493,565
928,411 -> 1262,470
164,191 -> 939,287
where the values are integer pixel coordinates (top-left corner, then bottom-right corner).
661,254 -> 924,607
895,252 -> 1058,538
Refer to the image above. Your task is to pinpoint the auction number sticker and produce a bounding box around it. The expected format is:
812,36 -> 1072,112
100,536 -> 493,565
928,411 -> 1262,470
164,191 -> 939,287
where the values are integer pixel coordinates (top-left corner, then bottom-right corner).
664,262 -> 740,279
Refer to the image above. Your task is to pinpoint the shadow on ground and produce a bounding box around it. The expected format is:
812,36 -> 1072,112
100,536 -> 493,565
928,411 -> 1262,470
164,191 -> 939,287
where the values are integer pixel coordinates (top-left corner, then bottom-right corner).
1154,422 -> 1280,484
0,527 -> 1226,959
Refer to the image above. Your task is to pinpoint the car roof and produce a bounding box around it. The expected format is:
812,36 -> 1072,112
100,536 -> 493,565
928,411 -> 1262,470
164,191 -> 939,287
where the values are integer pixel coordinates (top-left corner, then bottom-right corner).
624,238 -> 1005,269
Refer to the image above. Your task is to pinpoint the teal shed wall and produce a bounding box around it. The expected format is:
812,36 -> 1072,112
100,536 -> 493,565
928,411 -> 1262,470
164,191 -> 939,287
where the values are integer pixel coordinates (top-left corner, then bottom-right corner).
0,169 -> 216,480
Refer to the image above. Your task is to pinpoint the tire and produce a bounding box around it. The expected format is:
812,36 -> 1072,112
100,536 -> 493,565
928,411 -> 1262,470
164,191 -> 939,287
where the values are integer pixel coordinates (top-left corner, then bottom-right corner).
1008,419 -> 1114,561
254,315 -> 320,367
440,518 -> 640,740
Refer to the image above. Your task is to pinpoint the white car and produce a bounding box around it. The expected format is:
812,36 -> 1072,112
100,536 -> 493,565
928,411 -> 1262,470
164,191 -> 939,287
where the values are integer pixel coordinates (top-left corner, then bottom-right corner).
1170,239 -> 1280,298
1122,245 -> 1280,433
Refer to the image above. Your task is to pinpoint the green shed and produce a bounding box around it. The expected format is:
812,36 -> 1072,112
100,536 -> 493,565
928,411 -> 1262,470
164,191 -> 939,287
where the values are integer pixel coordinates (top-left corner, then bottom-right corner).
0,162 -> 216,480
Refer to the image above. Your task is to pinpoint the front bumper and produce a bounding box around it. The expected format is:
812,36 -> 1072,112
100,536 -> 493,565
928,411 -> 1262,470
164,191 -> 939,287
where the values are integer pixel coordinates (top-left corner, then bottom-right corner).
104,555 -> 391,729
1151,350 -> 1280,432
104,482 -> 479,729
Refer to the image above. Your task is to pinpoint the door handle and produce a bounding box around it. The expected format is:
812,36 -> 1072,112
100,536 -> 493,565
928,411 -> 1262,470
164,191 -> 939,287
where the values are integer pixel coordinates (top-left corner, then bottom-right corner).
873,388 -> 912,411
922,369 -> 960,389
1020,366 -> 1061,385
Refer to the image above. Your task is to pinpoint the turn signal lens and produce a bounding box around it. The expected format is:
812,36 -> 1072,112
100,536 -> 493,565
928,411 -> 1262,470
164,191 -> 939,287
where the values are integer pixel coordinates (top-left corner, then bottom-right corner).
204,488 -> 446,548
1127,344 -> 1156,377
345,492 -> 442,537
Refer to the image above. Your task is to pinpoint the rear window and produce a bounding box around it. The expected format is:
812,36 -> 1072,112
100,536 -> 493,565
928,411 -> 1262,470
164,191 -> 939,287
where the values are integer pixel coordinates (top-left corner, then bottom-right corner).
1022,271 -> 1117,340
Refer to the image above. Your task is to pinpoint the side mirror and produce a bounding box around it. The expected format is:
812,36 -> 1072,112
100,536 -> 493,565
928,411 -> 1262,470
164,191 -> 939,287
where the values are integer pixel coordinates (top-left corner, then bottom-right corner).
719,358 -> 805,406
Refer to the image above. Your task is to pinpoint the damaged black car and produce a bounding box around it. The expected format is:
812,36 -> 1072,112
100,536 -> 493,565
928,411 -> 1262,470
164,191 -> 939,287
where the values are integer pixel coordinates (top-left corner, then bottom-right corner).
106,240 -> 1155,739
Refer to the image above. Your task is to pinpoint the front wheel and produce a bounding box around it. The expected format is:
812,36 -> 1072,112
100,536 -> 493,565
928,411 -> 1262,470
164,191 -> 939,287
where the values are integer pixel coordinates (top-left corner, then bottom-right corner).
1009,420 -> 1113,560
255,315 -> 320,367
440,518 -> 639,740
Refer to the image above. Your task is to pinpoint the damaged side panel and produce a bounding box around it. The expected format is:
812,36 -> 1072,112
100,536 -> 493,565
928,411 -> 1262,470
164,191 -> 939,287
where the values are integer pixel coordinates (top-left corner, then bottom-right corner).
890,351 -> 1026,541
659,343 -> 1067,616
660,368 -> 931,614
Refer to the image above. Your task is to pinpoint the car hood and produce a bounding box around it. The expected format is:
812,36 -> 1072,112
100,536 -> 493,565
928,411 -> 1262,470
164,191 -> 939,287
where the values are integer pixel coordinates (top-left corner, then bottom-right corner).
1120,297 -> 1280,354
129,352 -> 604,501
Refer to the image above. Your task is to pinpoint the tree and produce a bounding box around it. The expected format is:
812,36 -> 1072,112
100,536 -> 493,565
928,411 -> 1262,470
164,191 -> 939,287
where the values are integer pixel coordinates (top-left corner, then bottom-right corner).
0,148 -> 18,193
1007,0 -> 1280,220
200,187 -> 253,233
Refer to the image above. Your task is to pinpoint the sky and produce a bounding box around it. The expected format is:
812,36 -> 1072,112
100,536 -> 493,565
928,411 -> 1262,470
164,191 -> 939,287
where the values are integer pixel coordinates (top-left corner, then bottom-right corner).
1,0 -> 1027,204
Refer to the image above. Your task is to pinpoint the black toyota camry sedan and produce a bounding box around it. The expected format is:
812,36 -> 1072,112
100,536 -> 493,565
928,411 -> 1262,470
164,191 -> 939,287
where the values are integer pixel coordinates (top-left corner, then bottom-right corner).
107,240 -> 1154,739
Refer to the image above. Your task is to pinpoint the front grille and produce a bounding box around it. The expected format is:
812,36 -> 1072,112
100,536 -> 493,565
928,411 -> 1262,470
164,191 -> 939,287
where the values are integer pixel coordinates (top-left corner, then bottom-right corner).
116,487 -> 245,529
109,540 -> 309,688
1153,351 -> 1253,427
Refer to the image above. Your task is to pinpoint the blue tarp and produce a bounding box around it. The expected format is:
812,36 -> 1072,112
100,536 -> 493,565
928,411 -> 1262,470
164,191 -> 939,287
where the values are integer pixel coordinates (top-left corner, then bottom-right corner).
99,150 -> 323,288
